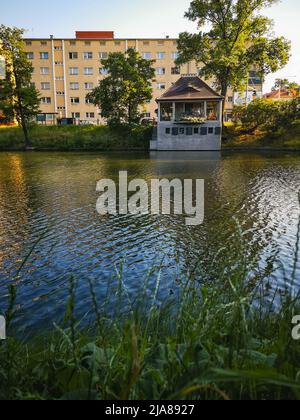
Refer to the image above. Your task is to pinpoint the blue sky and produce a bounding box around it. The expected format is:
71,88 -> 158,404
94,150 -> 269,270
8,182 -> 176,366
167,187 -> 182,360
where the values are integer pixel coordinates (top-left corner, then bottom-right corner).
1,0 -> 299,92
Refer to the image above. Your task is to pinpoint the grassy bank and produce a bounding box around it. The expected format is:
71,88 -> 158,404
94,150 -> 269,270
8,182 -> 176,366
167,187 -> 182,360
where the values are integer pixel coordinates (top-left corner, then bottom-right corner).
223,121 -> 300,150
1,238 -> 300,400
0,124 -> 152,151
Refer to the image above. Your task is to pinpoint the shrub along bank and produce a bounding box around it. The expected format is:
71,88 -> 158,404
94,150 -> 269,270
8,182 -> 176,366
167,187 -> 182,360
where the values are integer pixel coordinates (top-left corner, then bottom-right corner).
0,124 -> 152,151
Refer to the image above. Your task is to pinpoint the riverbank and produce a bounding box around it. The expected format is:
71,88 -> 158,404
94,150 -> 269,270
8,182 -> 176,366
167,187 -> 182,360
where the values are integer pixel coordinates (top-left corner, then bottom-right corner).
1,122 -> 300,152
223,121 -> 300,150
0,125 -> 152,151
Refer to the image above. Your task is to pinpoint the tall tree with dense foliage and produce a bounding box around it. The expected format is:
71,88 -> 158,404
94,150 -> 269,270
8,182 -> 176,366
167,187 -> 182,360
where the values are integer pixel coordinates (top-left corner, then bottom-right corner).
0,25 -> 40,148
176,0 -> 291,122
87,48 -> 155,126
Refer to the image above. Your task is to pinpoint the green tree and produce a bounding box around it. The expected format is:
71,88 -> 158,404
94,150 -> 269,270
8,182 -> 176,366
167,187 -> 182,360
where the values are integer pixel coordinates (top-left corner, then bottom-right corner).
233,98 -> 300,132
87,48 -> 155,126
176,0 -> 291,123
273,78 -> 299,95
0,25 -> 40,148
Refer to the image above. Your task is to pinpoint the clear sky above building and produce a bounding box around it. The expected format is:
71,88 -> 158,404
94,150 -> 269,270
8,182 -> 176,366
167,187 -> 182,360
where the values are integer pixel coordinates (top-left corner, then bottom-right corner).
1,0 -> 299,92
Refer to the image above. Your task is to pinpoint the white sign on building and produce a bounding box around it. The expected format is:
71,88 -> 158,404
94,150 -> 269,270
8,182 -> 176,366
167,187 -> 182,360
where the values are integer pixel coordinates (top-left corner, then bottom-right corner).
233,91 -> 263,106
0,56 -> 6,80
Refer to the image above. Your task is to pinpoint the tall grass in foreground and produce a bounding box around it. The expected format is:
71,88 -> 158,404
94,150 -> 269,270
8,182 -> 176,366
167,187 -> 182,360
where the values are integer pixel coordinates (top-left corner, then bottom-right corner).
1,216 -> 300,400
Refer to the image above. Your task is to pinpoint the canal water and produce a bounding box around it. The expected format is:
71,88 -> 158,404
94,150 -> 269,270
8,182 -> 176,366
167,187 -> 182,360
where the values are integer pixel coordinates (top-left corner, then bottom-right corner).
0,151 -> 300,332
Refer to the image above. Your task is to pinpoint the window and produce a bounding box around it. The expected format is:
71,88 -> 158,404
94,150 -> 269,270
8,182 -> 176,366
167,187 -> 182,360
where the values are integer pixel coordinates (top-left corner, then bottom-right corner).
69,52 -> 78,60
55,76 -> 64,81
171,52 -> 179,60
215,127 -> 222,135
55,61 -> 63,66
249,71 -> 262,85
40,52 -> 49,60
69,67 -> 79,75
83,52 -> 93,59
207,101 -> 219,121
72,112 -> 80,119
26,41 -> 32,46
84,67 -> 93,75
41,82 -> 50,90
208,127 -> 214,134
99,41 -> 106,46
171,66 -> 180,75
200,127 -> 208,136
156,67 -> 166,75
40,67 -> 50,75
99,67 -> 109,75
175,102 -> 205,120
99,52 -> 108,60
70,82 -> 79,90
157,41 -> 165,46
56,91 -> 65,96
71,97 -> 80,104
86,112 -> 95,119
41,41 -> 47,46
160,102 -> 173,121
179,127 -> 185,135
85,98 -> 93,104
165,128 -> 171,135
70,41 -> 76,46
85,82 -> 94,90
142,113 -> 151,118
57,106 -> 66,110
115,41 -> 121,46
157,83 -> 166,90
227,96 -> 233,103
143,41 -> 150,46
157,52 -> 166,60
186,127 -> 193,136
194,127 -> 199,134
142,53 -> 152,60
172,127 -> 179,136
41,97 -> 51,104
27,52 -> 34,60
54,46 -> 63,51
85,41 -> 91,46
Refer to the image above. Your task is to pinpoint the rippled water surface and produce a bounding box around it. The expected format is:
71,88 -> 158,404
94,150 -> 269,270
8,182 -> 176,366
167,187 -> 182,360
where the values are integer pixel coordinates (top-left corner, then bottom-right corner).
1,151 -> 300,332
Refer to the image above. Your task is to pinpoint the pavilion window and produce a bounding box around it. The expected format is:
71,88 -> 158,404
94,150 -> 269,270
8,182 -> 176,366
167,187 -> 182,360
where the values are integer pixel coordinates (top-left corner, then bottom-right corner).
175,103 -> 184,120
160,102 -> 173,122
207,101 -> 219,121
175,102 -> 205,121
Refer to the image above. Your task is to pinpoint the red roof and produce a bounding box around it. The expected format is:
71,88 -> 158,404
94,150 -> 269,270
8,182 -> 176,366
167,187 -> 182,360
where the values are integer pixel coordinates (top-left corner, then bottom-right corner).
76,31 -> 114,39
263,89 -> 293,99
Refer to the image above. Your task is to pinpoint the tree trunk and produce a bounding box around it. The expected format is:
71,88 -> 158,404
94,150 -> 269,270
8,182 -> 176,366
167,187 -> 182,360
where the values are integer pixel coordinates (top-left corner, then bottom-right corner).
21,116 -> 31,149
13,64 -> 32,149
128,101 -> 132,125
221,82 -> 228,128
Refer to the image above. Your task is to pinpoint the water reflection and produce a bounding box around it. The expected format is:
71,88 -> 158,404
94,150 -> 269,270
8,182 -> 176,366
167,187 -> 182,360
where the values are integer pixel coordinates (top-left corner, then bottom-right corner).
0,151 -> 300,331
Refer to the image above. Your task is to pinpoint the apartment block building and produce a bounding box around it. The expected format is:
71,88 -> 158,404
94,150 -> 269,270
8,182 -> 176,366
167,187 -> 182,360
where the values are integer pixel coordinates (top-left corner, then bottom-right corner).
23,31 -> 263,124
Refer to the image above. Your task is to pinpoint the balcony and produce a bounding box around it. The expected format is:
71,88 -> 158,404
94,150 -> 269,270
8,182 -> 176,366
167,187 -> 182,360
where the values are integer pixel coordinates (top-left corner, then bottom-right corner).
160,101 -> 221,123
